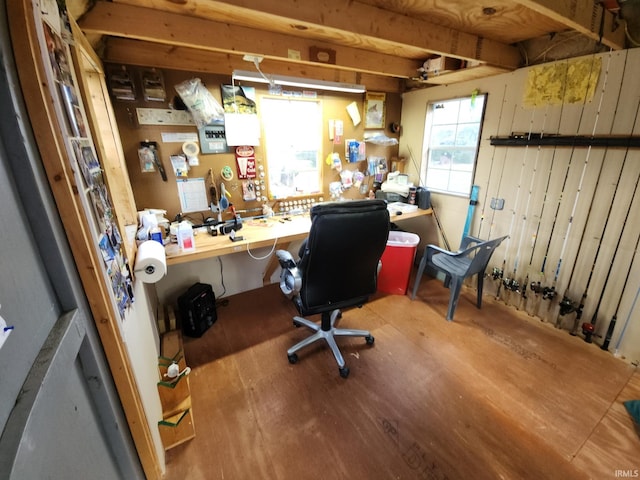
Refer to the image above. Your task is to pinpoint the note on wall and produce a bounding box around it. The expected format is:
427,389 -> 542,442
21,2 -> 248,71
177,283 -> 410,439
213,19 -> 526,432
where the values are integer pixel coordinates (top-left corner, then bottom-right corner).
177,178 -> 208,213
136,108 -> 195,126
523,57 -> 601,108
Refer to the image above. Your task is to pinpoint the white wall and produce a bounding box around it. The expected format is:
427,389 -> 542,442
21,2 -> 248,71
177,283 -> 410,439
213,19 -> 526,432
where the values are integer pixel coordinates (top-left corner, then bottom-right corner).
400,49 -> 640,364
122,281 -> 165,472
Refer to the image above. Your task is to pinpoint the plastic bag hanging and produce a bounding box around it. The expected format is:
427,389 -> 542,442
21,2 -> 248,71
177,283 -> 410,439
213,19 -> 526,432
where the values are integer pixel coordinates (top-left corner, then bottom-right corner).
174,78 -> 224,128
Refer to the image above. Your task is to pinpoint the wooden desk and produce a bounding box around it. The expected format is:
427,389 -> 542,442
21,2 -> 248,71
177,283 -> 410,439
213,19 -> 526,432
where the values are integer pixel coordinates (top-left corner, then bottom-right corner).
164,208 -> 432,283
165,215 -> 312,266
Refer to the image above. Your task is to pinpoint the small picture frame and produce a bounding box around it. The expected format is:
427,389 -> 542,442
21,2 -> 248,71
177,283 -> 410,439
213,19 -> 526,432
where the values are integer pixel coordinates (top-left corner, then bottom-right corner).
365,92 -> 386,129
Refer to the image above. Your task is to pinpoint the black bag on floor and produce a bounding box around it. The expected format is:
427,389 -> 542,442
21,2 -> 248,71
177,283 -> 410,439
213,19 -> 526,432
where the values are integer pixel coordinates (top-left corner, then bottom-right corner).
178,282 -> 217,337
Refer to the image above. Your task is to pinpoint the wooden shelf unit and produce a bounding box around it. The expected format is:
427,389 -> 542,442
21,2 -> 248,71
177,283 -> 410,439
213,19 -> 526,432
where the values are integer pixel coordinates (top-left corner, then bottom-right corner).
157,324 -> 195,450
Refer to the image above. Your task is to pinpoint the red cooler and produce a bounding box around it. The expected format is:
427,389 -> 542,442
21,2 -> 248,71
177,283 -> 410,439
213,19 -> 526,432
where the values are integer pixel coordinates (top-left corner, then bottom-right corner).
377,231 -> 420,295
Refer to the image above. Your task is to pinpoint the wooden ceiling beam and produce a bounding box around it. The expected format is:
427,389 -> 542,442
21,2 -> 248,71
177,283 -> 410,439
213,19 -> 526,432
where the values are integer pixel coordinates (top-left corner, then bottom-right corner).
80,2 -> 423,80
103,38 -> 404,93
513,0 -> 625,49
99,0 -> 522,68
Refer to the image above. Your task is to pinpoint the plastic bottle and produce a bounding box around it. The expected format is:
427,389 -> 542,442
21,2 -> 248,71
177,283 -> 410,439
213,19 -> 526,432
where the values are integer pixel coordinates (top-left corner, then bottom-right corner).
177,221 -> 195,251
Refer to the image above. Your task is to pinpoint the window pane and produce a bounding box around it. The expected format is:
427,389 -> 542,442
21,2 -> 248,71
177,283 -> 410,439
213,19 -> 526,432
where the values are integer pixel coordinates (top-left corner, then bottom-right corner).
432,101 -> 459,124
430,125 -> 456,147
448,170 -> 472,194
422,94 -> 486,196
426,168 -> 450,191
455,124 -> 480,146
450,149 -> 475,170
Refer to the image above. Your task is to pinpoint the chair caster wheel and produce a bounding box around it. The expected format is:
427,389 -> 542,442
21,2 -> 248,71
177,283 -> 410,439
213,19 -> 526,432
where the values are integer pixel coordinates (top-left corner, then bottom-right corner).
365,335 -> 375,345
339,366 -> 350,378
293,321 -> 300,328
288,353 -> 298,364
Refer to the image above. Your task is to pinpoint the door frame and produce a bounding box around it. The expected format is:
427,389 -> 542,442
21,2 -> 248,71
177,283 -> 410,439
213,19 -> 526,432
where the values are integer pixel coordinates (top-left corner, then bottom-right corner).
6,1 -> 161,478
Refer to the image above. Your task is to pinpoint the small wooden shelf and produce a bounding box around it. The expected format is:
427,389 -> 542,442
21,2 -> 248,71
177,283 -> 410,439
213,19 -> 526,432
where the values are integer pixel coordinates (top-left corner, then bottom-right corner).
157,323 -> 195,450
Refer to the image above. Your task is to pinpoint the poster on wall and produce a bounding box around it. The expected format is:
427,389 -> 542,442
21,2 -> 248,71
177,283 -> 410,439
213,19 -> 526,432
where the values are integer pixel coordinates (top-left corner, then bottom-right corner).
39,4 -> 134,320
235,146 -> 256,179
365,92 -> 386,129
221,84 -> 257,114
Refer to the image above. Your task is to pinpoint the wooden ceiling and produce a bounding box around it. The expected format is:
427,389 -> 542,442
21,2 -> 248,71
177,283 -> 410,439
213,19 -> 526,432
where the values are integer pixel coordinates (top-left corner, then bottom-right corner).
71,0 -> 631,93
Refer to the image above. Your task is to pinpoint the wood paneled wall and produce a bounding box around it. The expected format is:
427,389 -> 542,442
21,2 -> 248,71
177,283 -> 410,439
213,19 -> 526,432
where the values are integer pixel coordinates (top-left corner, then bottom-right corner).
110,66 -> 401,222
401,49 -> 640,365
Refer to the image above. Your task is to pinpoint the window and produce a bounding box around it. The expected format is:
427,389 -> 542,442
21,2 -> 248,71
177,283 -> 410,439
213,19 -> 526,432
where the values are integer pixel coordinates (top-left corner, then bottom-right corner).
260,97 -> 322,199
421,94 -> 486,196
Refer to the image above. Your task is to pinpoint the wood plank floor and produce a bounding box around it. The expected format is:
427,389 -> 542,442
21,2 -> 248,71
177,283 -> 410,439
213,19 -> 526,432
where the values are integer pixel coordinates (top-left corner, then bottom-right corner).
165,275 -> 639,480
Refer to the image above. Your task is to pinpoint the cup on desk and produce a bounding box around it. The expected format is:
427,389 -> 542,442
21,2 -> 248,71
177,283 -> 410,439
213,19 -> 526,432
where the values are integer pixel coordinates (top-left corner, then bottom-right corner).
408,187 -> 417,205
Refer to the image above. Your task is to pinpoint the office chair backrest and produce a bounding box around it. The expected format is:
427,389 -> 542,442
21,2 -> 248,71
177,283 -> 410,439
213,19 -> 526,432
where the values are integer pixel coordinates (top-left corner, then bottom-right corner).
298,200 -> 390,313
465,235 -> 508,276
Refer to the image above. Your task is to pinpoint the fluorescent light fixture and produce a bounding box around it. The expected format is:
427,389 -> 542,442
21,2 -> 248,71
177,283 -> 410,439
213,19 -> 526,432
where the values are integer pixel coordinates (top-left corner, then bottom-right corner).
232,69 -> 366,94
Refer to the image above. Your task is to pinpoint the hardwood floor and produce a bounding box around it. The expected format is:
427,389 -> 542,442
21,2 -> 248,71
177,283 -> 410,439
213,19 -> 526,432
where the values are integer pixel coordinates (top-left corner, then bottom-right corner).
165,275 -> 639,480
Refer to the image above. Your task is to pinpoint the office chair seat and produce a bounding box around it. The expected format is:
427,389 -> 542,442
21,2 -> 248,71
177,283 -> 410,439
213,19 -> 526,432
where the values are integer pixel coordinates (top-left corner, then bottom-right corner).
276,200 -> 390,378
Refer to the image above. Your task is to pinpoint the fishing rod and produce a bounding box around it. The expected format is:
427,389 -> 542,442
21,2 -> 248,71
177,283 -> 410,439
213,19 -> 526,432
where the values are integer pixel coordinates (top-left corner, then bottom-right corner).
477,84 -> 508,240
593,200 -> 640,345
515,106 -> 550,310
553,52 -> 615,330
503,105 -> 549,310
523,64 -> 573,316
612,286 -> 640,357
567,71 -> 639,337
487,104 -> 518,296
539,56 -> 604,320
407,145 -> 451,250
495,108 -> 536,303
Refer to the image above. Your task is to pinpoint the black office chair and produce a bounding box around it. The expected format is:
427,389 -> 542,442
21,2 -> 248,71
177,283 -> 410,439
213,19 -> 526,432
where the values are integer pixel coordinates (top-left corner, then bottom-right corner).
411,235 -> 508,321
276,200 -> 390,378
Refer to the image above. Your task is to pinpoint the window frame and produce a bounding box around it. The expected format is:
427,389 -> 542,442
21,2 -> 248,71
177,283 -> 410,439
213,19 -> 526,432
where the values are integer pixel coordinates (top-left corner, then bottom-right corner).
421,93 -> 487,197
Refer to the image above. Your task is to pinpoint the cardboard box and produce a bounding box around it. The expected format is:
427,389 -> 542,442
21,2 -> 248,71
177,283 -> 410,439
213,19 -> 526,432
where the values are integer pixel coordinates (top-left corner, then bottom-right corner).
425,56 -> 461,73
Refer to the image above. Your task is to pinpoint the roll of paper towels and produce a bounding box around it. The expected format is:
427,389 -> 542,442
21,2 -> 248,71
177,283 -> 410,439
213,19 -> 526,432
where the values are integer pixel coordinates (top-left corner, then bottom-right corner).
134,240 -> 167,283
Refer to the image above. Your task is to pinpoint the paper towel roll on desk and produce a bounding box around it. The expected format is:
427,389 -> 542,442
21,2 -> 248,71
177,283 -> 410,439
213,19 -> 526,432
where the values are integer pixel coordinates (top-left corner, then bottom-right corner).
134,240 -> 167,283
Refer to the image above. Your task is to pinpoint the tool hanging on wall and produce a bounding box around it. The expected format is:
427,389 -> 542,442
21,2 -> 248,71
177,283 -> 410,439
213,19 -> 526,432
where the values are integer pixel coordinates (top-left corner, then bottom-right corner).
219,182 -> 230,211
138,140 -> 167,181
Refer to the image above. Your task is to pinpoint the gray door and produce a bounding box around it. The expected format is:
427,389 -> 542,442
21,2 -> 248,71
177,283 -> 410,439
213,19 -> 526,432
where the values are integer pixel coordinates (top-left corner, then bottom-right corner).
0,9 -> 143,480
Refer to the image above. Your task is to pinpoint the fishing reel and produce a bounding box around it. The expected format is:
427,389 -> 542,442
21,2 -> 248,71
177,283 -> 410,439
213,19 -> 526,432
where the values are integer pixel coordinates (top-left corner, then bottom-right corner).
491,267 -> 503,280
529,281 -> 542,295
542,286 -> 557,300
558,296 -> 578,316
502,278 -> 520,292
581,322 -> 595,343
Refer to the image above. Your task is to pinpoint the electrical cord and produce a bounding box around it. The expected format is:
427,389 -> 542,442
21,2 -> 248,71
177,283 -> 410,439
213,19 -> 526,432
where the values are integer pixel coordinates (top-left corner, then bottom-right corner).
246,236 -> 279,260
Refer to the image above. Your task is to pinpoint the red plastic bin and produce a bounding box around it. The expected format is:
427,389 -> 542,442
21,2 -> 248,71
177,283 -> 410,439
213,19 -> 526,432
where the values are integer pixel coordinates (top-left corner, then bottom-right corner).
377,231 -> 420,295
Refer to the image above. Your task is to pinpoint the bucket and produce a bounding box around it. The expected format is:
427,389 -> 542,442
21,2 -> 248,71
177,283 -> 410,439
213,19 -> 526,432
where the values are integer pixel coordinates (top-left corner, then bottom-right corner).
377,231 -> 420,295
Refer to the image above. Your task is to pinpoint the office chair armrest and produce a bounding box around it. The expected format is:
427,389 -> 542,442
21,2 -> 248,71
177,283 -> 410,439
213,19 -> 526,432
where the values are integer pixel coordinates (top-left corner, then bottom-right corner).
276,249 -> 302,298
276,249 -> 297,269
